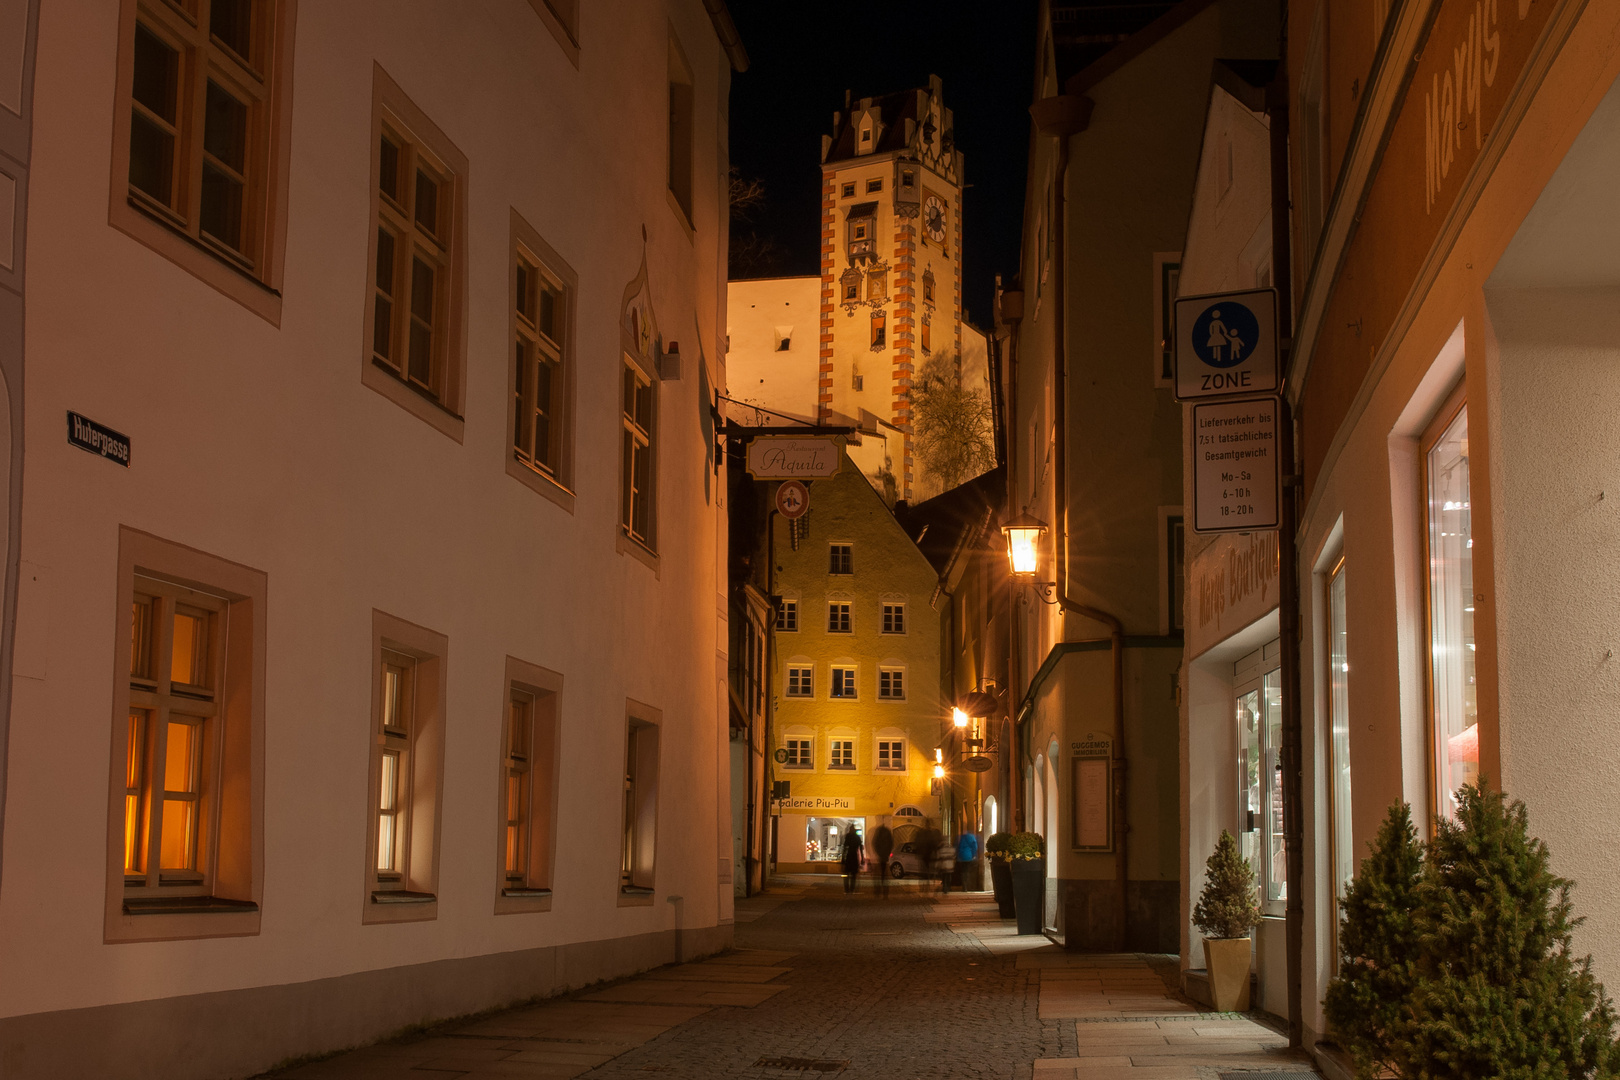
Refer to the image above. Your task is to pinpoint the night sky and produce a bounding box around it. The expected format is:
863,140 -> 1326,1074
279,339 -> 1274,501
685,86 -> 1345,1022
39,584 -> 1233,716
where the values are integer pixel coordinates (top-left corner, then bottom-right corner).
725,1 -> 1039,329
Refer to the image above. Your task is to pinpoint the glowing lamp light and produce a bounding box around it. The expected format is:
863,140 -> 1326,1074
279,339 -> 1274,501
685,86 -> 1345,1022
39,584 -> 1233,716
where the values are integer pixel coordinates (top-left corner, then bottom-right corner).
934,748 -> 943,763
952,707 -> 969,729
933,763 -> 946,780
1000,511 -> 1049,576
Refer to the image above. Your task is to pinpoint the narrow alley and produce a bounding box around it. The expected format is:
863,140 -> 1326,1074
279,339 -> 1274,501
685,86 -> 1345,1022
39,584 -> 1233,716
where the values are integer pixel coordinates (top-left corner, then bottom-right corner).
263,882 -> 1318,1080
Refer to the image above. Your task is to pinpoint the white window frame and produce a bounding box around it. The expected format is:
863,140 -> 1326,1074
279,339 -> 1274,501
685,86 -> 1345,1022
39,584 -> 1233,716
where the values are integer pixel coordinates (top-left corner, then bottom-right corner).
828,739 -> 855,770
783,737 -> 813,769
830,666 -> 857,699
827,602 -> 852,634
881,603 -> 906,634
777,598 -> 798,632
878,666 -> 906,701
786,664 -> 813,698
876,739 -> 906,771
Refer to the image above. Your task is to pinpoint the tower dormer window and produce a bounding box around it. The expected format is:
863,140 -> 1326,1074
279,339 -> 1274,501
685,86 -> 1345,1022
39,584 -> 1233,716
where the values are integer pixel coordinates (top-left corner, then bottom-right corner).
867,178 -> 883,193
842,181 -> 855,198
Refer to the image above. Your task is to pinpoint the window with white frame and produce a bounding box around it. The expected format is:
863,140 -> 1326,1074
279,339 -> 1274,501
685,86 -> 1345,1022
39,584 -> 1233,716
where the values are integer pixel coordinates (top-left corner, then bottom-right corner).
1327,559 -> 1353,919
830,666 -> 857,698
125,578 -> 226,898
786,665 -> 813,698
878,667 -> 905,700
829,739 -> 855,769
877,739 -> 905,770
620,707 -> 660,897
510,222 -> 573,492
1236,644 -> 1285,915
112,530 -> 265,939
829,544 -> 853,574
1425,400 -> 1476,818
777,599 -> 798,632
881,603 -> 905,634
783,738 -> 812,769
364,612 -> 447,921
827,603 -> 852,634
497,660 -> 560,911
621,358 -> 656,548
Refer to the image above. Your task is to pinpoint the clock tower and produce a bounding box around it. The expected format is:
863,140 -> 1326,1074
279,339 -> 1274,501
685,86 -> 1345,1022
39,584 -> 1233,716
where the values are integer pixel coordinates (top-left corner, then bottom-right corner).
817,75 -> 963,503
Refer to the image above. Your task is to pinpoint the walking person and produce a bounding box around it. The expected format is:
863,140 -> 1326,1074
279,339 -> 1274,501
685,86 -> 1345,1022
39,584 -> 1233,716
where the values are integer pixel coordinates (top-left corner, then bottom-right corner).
872,823 -> 894,899
955,829 -> 979,890
840,825 -> 865,894
934,833 -> 957,895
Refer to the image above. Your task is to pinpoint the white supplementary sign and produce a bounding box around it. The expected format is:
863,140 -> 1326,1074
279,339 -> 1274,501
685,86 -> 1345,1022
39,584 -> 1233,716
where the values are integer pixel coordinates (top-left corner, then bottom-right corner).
746,437 -> 840,479
1192,397 -> 1280,533
1174,288 -> 1279,400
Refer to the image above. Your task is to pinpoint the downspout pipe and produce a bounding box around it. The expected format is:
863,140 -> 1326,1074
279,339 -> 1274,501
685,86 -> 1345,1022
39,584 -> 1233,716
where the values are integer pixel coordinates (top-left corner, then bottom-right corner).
1031,92 -> 1129,951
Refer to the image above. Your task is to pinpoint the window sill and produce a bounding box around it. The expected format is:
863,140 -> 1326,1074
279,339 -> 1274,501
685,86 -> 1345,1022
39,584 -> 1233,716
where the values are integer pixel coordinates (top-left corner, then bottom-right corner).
617,530 -> 660,576
828,765 -> 856,771
507,454 -> 576,513
362,357 -> 466,443
618,885 -> 655,907
495,886 -> 554,915
123,895 -> 259,916
363,888 -> 439,924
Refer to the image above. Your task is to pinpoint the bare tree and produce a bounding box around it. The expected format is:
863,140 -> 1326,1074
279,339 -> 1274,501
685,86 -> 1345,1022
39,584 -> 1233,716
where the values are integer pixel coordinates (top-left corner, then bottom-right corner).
728,168 -> 784,278
910,353 -> 996,492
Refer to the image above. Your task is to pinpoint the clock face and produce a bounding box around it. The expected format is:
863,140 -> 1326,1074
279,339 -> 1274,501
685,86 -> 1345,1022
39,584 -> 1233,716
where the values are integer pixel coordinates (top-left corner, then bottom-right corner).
924,196 -> 946,244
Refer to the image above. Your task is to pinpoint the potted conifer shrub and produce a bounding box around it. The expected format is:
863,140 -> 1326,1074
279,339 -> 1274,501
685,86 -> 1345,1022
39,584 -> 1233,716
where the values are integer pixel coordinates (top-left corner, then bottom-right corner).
1192,829 -> 1261,1012
1391,780 -> 1620,1079
986,831 -> 1016,918
1008,831 -> 1046,936
1324,803 -> 1422,1080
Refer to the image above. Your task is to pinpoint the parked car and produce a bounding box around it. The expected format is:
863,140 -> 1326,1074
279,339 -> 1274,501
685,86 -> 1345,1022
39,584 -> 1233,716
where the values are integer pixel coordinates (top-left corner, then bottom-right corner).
888,841 -> 928,879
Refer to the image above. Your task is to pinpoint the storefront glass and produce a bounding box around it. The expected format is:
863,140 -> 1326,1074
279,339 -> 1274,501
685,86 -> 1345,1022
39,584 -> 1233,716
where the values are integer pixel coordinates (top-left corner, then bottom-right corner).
1328,561 -> 1353,908
1236,662 -> 1286,914
1262,670 -> 1286,911
1426,407 -> 1477,818
1238,689 -> 1262,878
805,816 -> 863,862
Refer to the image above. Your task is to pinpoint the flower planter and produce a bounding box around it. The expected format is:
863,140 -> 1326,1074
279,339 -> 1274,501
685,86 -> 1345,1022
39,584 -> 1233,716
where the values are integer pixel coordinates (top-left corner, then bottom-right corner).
1011,860 -> 1046,936
1203,936 -> 1252,1012
990,860 -> 1015,918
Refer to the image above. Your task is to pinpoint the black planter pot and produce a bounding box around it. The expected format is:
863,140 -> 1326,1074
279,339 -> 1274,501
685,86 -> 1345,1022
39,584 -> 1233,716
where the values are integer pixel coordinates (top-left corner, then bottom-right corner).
990,860 -> 1015,918
1011,860 -> 1046,936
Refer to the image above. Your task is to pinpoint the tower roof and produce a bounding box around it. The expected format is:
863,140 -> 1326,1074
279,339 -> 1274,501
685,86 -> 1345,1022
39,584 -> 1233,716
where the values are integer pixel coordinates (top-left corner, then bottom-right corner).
822,75 -> 961,185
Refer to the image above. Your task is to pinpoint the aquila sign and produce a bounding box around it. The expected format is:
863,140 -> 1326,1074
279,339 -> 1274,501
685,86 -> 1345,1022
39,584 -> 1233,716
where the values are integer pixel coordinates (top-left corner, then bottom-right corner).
745,437 -> 840,480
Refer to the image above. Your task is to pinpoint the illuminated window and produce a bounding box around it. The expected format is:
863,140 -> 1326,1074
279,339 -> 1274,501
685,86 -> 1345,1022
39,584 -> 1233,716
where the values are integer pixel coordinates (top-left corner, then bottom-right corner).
621,708 -> 661,897
882,603 -> 905,634
124,580 -> 224,896
1327,559 -> 1354,930
498,661 -> 560,910
1236,648 -> 1286,915
1425,402 -> 1476,819
786,666 -> 813,697
112,528 -> 265,938
870,311 -> 886,350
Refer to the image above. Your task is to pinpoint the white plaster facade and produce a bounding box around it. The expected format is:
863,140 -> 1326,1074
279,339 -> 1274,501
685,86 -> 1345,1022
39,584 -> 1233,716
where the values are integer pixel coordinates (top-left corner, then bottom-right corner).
0,2 -> 740,1076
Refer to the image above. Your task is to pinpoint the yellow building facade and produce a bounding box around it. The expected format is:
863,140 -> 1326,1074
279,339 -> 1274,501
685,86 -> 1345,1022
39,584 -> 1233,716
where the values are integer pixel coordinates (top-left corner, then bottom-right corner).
770,448 -> 943,873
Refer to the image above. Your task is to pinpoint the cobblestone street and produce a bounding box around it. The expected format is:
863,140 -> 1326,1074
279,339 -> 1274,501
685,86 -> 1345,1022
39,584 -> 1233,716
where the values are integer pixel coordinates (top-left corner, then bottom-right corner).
262,877 -> 1321,1080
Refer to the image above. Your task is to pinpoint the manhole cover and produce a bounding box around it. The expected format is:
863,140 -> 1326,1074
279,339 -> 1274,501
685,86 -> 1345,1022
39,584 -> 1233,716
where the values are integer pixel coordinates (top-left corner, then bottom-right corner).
754,1056 -> 849,1072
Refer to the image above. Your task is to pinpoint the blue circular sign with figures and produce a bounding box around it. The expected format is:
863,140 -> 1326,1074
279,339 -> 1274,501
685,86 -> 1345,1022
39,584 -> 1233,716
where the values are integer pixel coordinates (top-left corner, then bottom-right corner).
1189,302 -> 1261,370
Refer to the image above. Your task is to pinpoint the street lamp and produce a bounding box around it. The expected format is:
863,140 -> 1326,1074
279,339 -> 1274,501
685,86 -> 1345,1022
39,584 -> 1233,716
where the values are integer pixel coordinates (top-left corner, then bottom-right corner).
1000,510 -> 1047,577
952,706 -> 969,729
1001,510 -> 1060,603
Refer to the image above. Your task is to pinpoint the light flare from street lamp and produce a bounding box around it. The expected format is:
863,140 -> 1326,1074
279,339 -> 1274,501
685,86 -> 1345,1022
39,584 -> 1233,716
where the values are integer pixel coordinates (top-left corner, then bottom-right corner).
952,707 -> 969,728
1001,511 -> 1049,577
933,763 -> 945,779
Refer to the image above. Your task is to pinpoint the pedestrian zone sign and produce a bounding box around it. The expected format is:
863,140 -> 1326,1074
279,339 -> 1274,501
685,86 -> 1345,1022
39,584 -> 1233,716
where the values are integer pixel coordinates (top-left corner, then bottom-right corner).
1174,287 -> 1278,400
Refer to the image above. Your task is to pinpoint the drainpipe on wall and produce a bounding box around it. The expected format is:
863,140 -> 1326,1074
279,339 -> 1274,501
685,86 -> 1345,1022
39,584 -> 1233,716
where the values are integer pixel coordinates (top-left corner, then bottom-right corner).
1029,92 -> 1130,951
1266,67 -> 1306,1048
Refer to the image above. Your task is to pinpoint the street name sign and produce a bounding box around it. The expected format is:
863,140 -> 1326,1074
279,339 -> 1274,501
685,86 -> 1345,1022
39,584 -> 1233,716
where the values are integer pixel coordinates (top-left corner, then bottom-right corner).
1174,287 -> 1279,400
775,479 -> 810,519
67,411 -> 131,466
746,436 -> 840,479
1192,396 -> 1280,533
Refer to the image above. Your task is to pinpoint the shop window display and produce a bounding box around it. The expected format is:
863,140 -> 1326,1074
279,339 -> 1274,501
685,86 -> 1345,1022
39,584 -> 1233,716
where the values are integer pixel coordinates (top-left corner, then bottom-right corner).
1328,560 -> 1353,911
1426,406 -> 1476,818
1236,660 -> 1286,915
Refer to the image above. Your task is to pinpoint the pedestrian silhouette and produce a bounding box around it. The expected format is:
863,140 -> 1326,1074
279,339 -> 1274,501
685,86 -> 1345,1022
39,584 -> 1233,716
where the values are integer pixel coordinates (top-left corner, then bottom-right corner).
1226,324 -> 1245,360
840,826 -> 865,894
872,823 -> 894,899
1205,309 -> 1230,363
